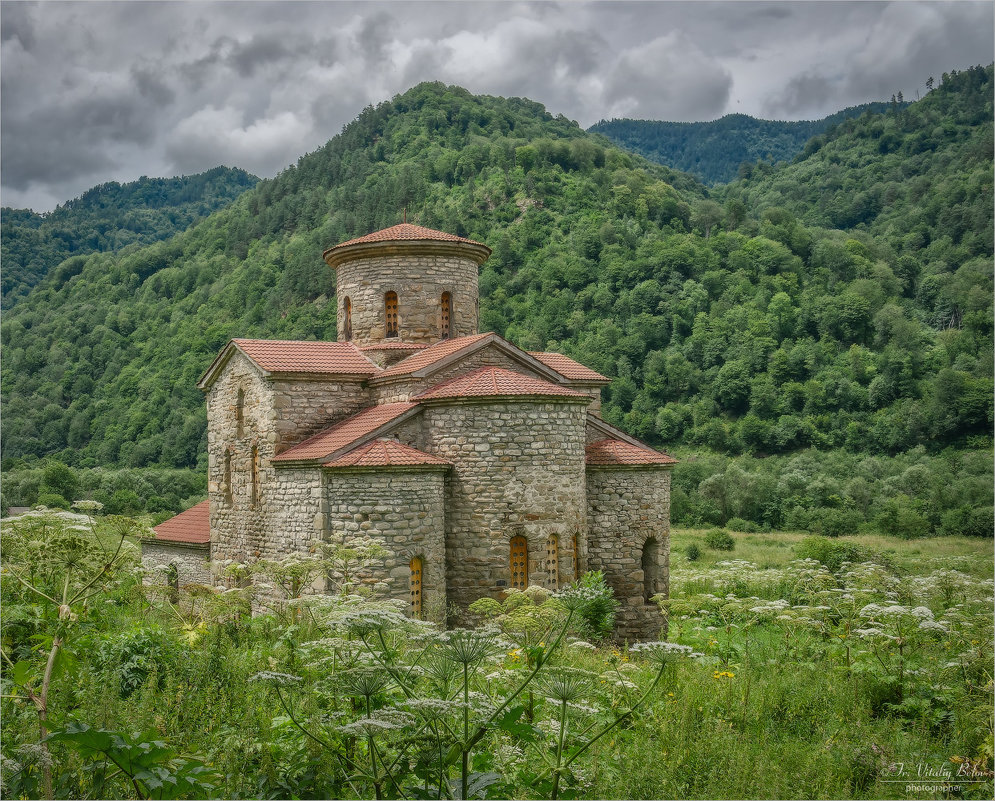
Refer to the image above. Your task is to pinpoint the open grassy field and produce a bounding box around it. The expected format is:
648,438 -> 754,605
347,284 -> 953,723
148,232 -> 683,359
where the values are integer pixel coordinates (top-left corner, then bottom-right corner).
2,511 -> 992,800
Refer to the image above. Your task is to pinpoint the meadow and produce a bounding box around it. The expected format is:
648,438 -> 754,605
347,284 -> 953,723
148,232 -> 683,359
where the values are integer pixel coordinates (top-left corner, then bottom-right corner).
1,509 -> 991,800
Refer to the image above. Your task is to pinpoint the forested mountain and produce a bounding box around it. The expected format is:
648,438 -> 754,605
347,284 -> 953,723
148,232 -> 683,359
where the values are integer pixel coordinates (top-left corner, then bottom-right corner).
589,102 -> 898,185
1,73 -> 991,474
1,167 -> 258,307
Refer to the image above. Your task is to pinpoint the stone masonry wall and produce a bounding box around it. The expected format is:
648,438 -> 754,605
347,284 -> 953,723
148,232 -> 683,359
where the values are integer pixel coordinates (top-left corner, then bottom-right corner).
142,542 -> 211,590
336,254 -> 479,345
324,469 -> 447,621
207,352 -> 336,564
422,399 -> 589,619
371,344 -> 576,405
586,467 -> 672,642
269,377 -> 370,453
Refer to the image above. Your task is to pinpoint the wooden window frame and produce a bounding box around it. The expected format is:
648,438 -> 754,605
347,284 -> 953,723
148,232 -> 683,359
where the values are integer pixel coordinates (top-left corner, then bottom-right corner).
385,291 -> 399,338
546,534 -> 559,590
440,292 -> 452,339
410,556 -> 423,619
510,535 -> 528,590
343,296 -> 352,341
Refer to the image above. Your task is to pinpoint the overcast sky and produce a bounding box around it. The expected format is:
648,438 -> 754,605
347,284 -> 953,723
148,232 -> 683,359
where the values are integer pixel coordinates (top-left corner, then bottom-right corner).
2,1 -> 992,212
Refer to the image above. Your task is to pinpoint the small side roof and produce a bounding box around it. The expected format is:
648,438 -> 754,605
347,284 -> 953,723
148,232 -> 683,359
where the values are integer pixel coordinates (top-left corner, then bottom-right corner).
198,339 -> 379,390
323,439 -> 451,468
150,500 -> 211,545
528,352 -> 610,383
272,402 -> 420,464
586,439 -> 678,467
414,366 -> 587,401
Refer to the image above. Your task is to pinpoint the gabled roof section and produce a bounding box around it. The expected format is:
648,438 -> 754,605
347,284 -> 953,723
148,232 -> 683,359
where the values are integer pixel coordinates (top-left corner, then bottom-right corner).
198,339 -> 379,390
414,367 -> 587,401
150,500 -> 210,545
370,332 -> 567,385
323,439 -> 451,468
323,223 -> 491,268
586,439 -> 677,467
272,402 -> 419,464
528,352 -> 610,383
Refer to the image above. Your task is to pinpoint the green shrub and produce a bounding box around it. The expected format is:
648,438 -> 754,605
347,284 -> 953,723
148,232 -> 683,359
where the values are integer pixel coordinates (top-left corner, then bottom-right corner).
704,529 -> 735,551
685,543 -> 701,561
940,506 -> 994,537
817,508 -> 864,538
572,570 -> 620,641
95,625 -> 180,697
795,536 -> 874,573
36,492 -> 69,509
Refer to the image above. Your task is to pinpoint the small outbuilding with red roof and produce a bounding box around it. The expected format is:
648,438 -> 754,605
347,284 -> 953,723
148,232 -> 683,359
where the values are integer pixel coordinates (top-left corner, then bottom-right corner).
145,224 -> 676,640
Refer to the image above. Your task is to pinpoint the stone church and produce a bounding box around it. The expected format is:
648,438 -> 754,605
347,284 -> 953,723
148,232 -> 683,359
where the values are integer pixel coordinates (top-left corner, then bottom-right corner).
145,223 -> 675,640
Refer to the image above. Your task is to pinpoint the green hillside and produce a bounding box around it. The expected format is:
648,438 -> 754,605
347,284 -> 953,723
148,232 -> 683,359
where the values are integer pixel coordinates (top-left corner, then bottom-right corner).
589,102 -> 898,185
1,167 -> 259,307
1,76 -> 991,479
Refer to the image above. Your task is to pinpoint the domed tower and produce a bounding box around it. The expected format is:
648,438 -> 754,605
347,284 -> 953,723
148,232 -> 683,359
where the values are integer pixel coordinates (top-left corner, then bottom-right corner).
323,224 -> 491,347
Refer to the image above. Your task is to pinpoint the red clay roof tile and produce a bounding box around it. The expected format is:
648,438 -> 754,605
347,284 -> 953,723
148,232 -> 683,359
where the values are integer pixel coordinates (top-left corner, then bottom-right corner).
528,352 -> 609,382
415,367 -> 586,401
232,339 -> 379,376
272,402 -> 418,462
332,223 -> 486,249
585,439 -> 678,466
151,500 -> 211,545
323,439 -> 451,468
373,333 -> 492,379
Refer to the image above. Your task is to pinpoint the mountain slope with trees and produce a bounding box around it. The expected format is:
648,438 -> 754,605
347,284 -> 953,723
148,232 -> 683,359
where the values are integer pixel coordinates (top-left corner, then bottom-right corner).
1,167 -> 259,307
1,76 -> 991,484
589,102 -> 898,185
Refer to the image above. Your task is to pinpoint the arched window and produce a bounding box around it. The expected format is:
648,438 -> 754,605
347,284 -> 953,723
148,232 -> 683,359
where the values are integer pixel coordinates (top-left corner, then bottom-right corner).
384,291 -> 398,337
410,556 -> 423,619
223,449 -> 233,504
343,297 -> 352,341
546,535 -> 559,589
249,444 -> 259,508
440,292 -> 452,339
642,538 -> 659,603
235,388 -> 245,437
572,533 -> 580,580
510,535 -> 528,590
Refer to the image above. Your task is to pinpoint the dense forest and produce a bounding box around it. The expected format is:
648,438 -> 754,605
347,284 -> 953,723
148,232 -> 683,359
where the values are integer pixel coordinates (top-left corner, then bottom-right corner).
1,167 -> 258,307
1,71 -> 991,490
589,102 -> 899,185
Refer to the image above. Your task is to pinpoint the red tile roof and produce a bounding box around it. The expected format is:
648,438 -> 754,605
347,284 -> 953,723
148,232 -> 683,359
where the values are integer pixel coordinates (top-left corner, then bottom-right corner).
373,333 -> 493,379
323,224 -> 492,267
323,439 -> 451,468
272,402 -> 419,462
528,352 -> 609,382
332,223 -> 486,249
232,339 -> 379,376
585,439 -> 678,466
151,500 -> 210,545
415,367 -> 586,401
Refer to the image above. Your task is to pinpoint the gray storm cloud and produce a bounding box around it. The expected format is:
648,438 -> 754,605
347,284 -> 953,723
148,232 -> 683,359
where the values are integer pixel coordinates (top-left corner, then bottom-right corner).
2,0 -> 992,211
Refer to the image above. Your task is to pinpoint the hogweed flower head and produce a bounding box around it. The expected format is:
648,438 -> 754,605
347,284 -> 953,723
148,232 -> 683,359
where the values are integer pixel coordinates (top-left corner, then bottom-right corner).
629,641 -> 703,666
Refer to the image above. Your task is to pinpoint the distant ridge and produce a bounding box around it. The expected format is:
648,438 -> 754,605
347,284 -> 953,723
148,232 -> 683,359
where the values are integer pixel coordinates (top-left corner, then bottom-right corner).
589,102 -> 899,185
1,166 -> 259,306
